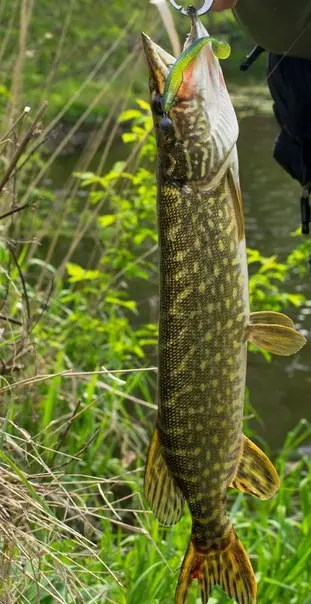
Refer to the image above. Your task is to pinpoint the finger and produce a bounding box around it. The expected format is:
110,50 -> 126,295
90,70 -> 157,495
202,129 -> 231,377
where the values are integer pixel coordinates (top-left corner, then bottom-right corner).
211,0 -> 238,11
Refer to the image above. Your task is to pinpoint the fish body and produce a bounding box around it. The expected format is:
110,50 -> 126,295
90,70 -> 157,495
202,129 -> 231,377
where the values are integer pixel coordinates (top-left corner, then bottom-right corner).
142,11 -> 306,604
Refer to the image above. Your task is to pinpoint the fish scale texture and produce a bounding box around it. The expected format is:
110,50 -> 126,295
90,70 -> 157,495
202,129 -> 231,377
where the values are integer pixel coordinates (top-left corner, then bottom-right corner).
157,175 -> 248,548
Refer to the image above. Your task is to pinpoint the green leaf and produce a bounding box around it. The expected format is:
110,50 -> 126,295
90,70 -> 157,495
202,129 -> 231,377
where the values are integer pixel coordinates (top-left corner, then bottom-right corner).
136,98 -> 150,111
122,132 -> 137,143
287,294 -> 304,307
98,214 -> 116,228
118,109 -> 142,123
67,263 -> 100,282
105,295 -> 137,312
112,161 -> 126,174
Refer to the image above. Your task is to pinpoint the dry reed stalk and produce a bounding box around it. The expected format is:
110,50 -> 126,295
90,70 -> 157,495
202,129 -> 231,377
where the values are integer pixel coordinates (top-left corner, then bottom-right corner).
35,80 -> 133,289
0,422 -> 160,602
40,1 -> 74,99
0,0 -> 18,71
23,43 -> 141,269
19,14 -> 140,208
19,14 -> 160,276
150,0 -> 180,55
55,120 -> 154,279
8,0 -> 35,120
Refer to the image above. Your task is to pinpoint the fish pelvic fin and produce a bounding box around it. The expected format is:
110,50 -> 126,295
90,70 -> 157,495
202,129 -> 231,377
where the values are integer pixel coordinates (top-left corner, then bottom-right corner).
248,317 -> 306,356
175,529 -> 257,604
249,311 -> 295,329
230,434 -> 280,500
144,425 -> 185,526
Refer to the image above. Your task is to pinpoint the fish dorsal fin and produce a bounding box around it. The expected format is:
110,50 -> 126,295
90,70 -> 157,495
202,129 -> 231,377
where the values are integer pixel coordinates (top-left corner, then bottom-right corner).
230,435 -> 280,500
144,425 -> 185,526
250,311 -> 295,329
248,322 -> 306,356
227,168 -> 244,241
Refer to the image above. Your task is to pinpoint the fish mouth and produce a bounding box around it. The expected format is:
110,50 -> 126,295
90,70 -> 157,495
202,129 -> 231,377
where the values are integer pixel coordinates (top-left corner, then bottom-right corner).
141,33 -> 175,96
141,10 -> 217,100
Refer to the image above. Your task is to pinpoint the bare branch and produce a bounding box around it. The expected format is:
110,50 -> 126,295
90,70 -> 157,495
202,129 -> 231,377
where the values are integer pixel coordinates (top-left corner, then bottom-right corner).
7,242 -> 31,327
0,101 -> 48,194
0,314 -> 22,326
0,201 -> 32,221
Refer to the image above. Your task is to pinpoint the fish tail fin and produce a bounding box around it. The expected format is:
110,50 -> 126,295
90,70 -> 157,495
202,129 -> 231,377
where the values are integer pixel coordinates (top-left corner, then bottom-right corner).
175,529 -> 257,604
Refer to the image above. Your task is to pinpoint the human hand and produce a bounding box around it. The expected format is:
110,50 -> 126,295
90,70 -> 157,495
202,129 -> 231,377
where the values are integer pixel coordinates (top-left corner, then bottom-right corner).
211,0 -> 238,10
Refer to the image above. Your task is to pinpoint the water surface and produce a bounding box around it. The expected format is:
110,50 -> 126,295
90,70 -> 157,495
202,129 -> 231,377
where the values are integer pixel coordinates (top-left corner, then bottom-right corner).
238,113 -> 311,450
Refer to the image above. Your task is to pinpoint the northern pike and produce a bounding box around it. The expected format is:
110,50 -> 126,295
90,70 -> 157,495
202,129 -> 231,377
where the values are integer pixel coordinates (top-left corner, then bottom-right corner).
142,9 -> 306,604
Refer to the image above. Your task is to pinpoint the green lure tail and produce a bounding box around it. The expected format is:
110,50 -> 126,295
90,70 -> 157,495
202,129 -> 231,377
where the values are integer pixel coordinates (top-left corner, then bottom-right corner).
162,36 -> 231,113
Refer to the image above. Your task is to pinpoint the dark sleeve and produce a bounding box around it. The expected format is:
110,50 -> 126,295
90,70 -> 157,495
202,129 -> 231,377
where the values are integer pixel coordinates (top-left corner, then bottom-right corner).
234,0 -> 311,59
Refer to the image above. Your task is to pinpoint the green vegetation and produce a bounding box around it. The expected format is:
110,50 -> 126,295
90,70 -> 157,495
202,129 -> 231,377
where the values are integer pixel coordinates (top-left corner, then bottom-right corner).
0,2 -> 310,603
0,1 -> 257,122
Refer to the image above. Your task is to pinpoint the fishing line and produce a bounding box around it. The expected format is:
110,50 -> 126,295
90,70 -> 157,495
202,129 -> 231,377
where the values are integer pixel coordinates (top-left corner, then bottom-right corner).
265,20 -> 311,81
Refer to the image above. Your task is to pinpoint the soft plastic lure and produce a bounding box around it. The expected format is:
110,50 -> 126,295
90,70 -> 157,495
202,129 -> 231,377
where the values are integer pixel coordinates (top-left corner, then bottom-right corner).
162,36 -> 231,113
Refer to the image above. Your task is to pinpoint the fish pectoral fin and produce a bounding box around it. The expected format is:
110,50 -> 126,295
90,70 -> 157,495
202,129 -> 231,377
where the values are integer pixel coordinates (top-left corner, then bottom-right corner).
230,434 -> 280,500
250,310 -> 295,329
227,168 -> 245,241
248,322 -> 306,356
144,425 -> 185,526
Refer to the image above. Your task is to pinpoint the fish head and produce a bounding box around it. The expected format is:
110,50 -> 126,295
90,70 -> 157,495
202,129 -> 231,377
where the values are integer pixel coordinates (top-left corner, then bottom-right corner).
142,12 -> 239,183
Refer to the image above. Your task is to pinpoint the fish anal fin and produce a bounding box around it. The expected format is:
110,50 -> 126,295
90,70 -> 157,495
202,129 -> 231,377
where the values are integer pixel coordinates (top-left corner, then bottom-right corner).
227,168 -> 245,242
250,310 -> 295,329
176,529 -> 257,604
230,434 -> 280,500
144,425 -> 185,526
248,322 -> 306,356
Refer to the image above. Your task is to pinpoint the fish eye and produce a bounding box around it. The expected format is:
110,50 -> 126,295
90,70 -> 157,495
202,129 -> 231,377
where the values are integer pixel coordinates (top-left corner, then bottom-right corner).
159,115 -> 173,133
151,94 -> 164,116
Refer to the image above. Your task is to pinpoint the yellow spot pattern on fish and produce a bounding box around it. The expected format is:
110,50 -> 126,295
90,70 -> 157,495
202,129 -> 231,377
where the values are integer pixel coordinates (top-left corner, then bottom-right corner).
174,268 -> 188,282
176,286 -> 193,303
214,266 -> 220,277
196,424 -> 204,432
175,250 -> 187,262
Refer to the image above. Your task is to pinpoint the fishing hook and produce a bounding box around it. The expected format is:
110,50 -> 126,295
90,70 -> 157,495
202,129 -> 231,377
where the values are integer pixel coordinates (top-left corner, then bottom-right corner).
168,0 -> 214,17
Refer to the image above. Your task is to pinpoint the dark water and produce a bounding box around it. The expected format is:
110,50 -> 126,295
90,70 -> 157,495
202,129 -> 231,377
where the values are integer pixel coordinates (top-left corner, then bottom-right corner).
50,111 -> 311,452
239,114 -> 311,450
